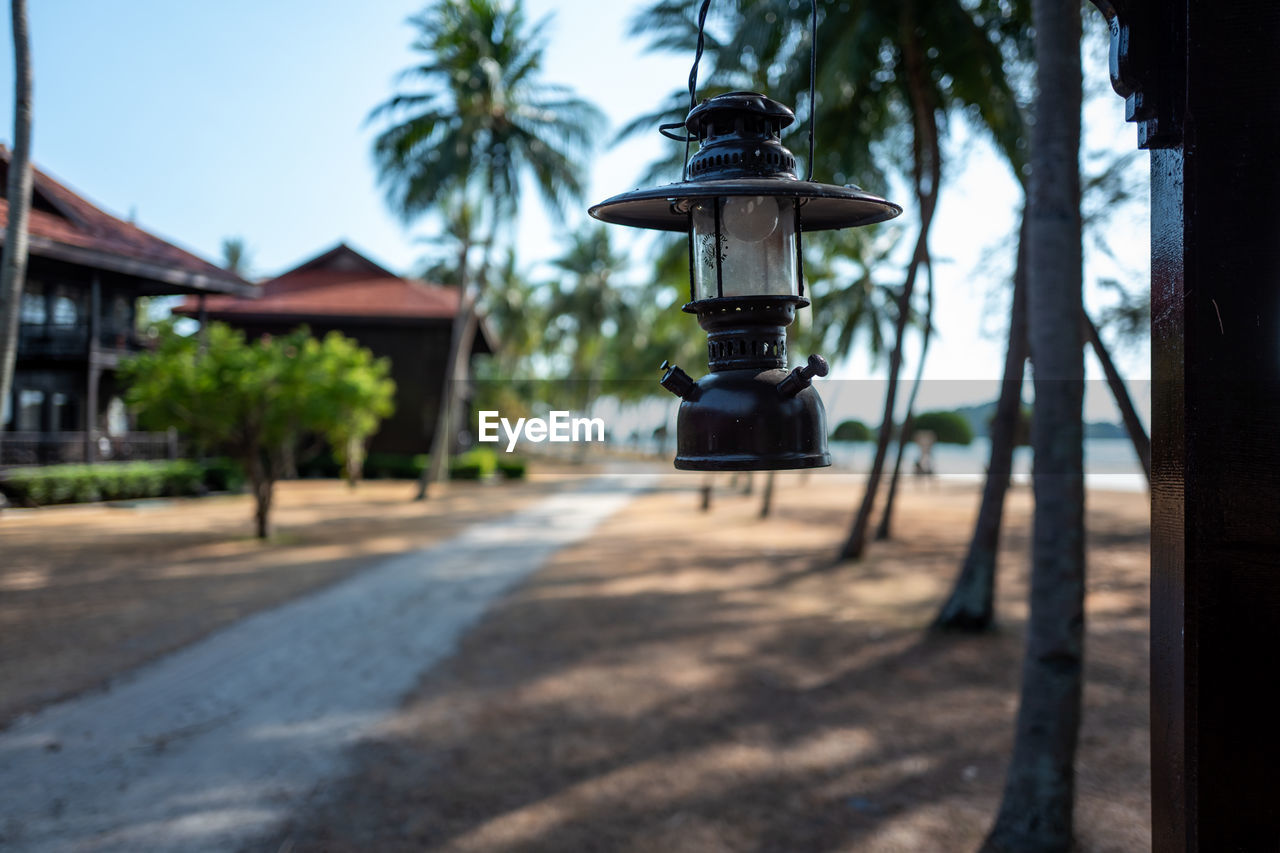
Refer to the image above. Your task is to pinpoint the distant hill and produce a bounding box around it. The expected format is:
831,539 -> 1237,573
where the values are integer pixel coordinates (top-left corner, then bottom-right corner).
949,400 -> 1127,440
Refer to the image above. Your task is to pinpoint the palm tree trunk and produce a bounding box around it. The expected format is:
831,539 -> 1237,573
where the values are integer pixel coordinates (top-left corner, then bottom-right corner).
875,255 -> 935,540
1083,310 -> 1150,483
839,6 -> 940,561
933,215 -> 1028,632
416,225 -> 479,500
0,0 -> 33,461
982,2 -> 1084,850
417,295 -> 478,499
759,471 -> 775,518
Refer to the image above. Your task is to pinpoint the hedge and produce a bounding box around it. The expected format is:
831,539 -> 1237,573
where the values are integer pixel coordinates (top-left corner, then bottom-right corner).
496,456 -> 528,480
0,460 -> 211,507
449,447 -> 497,481
906,410 -> 975,445
831,419 -> 873,442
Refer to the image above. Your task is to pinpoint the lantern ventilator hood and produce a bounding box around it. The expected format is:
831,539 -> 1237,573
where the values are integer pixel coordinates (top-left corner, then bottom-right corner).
590,92 -> 901,233
589,91 -> 902,471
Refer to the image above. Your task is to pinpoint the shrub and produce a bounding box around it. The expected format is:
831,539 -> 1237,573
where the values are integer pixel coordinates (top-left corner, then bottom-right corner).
496,456 -> 528,480
0,460 -> 218,507
831,419 -> 873,442
906,410 -> 974,445
450,448 -> 497,481
297,450 -> 341,479
201,458 -> 246,492
364,452 -> 429,480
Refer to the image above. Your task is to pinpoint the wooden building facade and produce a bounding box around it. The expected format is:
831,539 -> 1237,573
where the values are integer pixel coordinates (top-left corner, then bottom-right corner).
178,243 -> 492,455
0,150 -> 253,466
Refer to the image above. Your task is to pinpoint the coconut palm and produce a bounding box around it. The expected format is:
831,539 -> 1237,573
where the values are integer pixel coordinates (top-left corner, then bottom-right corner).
370,0 -> 603,227
934,215 -> 1029,632
369,0 -> 604,497
545,225 -> 631,411
981,0 -> 1085,847
0,0 -> 33,459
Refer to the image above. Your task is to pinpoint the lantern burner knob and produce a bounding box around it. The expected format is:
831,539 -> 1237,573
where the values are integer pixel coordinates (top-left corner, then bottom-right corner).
660,360 -> 699,400
777,354 -> 829,399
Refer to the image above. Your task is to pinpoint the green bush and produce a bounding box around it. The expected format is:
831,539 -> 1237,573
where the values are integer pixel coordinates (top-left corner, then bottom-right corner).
831,419 -> 873,442
496,456 -> 528,480
364,452 -> 429,480
906,410 -> 974,445
450,447 -> 497,481
297,450 -> 341,479
0,460 -> 218,507
201,458 -> 246,492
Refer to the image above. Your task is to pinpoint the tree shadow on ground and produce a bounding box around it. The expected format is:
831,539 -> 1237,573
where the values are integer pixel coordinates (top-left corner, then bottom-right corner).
270,480 -> 1151,853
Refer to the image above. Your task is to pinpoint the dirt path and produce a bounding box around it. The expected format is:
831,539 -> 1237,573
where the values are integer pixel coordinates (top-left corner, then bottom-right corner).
271,471 -> 1151,852
0,474 -> 647,853
0,474 -> 589,725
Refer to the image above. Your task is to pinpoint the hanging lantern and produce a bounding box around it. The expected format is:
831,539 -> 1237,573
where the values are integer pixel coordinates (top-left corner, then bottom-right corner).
590,91 -> 900,470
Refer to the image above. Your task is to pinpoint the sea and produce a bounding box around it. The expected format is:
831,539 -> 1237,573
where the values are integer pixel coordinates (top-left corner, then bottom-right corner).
828,437 -> 1147,493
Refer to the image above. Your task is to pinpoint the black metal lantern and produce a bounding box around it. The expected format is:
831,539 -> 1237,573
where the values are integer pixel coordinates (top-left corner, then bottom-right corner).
590,91 -> 901,470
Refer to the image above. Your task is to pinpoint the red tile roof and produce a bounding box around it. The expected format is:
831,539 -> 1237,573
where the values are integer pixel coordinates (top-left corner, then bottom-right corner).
0,147 -> 249,294
181,244 -> 465,322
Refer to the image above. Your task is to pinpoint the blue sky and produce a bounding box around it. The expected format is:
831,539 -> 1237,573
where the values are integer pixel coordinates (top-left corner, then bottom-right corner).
0,1 -> 1149,422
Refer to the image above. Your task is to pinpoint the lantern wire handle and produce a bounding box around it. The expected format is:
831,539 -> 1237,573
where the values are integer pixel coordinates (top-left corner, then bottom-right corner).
658,0 -> 714,181
806,0 -> 817,181
659,0 -> 819,183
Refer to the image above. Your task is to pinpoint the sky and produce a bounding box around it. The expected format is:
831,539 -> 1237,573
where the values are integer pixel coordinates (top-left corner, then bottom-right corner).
0,0 -> 1150,424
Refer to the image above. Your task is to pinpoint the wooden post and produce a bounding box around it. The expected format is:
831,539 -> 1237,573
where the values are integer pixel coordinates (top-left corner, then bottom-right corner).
1093,2 -> 1280,849
84,275 -> 101,463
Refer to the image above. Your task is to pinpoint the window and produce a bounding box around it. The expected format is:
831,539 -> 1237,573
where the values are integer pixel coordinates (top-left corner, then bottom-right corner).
52,290 -> 79,326
17,389 -> 44,431
20,282 -> 45,325
111,295 -> 131,330
51,392 -> 79,432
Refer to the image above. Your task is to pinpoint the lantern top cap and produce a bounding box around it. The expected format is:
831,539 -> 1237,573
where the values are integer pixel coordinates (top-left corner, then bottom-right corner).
685,92 -> 795,137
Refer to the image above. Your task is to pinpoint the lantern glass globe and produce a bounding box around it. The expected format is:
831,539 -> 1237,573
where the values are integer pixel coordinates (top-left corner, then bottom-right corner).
721,195 -> 780,243
690,196 -> 797,301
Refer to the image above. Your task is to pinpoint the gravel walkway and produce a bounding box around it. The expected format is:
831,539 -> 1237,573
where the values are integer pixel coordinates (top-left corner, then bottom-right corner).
0,474 -> 646,852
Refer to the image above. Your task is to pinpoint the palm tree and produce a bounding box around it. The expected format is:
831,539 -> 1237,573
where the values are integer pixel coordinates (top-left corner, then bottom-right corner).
0,0 -> 33,460
369,0 -> 604,497
873,255 -> 934,540
220,237 -> 252,278
413,196 -> 481,499
933,216 -> 1029,632
981,0 -> 1085,848
933,151 -> 1148,632
836,0 -> 1029,560
545,226 -> 631,412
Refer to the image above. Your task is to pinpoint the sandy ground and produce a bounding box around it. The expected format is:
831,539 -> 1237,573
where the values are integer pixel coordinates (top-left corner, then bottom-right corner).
0,473 -> 647,852
0,471 -> 592,726
271,470 -> 1152,852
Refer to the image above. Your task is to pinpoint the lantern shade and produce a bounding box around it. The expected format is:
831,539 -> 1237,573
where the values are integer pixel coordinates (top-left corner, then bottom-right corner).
690,196 -> 798,300
589,177 -> 901,233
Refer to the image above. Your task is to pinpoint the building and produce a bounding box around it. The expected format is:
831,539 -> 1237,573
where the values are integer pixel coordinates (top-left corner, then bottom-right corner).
0,149 -> 253,466
178,243 -> 492,455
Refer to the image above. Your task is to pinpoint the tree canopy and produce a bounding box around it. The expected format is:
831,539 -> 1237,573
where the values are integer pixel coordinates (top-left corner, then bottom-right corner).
121,324 -> 395,537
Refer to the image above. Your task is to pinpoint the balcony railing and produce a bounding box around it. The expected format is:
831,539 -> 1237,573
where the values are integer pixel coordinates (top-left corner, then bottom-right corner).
17,324 -> 144,359
0,431 -> 182,467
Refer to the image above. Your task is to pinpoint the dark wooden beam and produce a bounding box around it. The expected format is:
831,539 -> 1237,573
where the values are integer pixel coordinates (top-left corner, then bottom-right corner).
1091,1 -> 1280,849
85,274 -> 100,463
